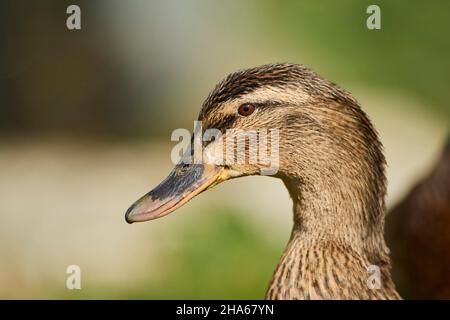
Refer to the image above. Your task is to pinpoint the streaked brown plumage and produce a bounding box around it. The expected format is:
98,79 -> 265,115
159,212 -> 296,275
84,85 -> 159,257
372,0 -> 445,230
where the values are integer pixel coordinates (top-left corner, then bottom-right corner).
126,63 -> 401,299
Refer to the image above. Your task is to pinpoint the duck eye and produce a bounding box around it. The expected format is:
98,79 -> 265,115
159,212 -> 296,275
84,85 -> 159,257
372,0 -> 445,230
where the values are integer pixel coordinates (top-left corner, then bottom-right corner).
238,103 -> 255,116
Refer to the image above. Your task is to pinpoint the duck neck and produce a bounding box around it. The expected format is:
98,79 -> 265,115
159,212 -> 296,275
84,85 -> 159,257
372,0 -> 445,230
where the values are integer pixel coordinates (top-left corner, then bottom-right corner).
285,175 -> 386,252
265,173 -> 397,299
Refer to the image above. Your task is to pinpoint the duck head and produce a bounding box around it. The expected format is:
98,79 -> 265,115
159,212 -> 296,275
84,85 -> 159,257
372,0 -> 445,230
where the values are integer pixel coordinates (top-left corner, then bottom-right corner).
125,63 -> 385,230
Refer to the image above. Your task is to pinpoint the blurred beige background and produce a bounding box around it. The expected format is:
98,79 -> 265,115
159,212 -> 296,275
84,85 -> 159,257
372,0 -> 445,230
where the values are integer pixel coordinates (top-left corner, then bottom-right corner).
0,0 -> 449,298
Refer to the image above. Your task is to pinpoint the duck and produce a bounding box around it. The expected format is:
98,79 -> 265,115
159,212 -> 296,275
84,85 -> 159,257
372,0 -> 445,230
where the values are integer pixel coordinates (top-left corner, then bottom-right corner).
386,137 -> 450,299
125,63 -> 401,300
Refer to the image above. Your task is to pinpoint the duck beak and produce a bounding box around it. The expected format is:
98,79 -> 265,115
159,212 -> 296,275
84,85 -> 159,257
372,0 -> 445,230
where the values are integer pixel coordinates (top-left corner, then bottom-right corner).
125,163 -> 227,223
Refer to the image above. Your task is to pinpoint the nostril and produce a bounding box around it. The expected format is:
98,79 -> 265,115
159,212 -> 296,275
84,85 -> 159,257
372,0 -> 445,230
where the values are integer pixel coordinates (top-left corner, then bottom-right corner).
177,163 -> 190,173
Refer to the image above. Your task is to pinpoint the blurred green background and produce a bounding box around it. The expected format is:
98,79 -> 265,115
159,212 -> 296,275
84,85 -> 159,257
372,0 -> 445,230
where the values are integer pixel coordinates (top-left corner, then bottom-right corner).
0,0 -> 449,299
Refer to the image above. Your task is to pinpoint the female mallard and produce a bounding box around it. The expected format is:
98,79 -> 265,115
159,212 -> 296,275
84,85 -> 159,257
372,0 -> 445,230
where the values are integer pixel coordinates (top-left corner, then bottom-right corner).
125,63 -> 401,300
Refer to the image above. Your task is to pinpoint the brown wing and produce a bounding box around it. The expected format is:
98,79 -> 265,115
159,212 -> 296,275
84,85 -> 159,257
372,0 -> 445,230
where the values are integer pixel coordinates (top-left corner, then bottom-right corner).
387,137 -> 450,299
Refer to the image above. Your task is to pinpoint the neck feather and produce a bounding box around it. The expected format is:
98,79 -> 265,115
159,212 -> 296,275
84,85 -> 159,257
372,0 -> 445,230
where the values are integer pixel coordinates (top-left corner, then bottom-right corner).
265,148 -> 399,299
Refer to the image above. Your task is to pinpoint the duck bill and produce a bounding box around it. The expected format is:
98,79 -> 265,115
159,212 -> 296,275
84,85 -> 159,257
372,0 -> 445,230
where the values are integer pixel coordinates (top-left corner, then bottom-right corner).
125,163 -> 227,223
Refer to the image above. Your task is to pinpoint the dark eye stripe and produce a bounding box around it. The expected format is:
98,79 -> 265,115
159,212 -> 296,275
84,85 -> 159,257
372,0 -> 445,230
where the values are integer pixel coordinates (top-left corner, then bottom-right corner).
202,100 -> 283,133
206,114 -> 236,133
253,100 -> 284,108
